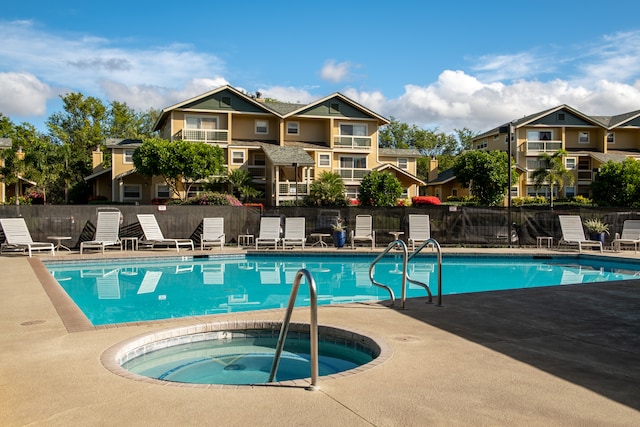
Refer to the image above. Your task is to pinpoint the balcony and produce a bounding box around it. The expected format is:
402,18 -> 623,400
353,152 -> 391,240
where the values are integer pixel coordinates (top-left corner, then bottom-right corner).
278,183 -> 309,195
333,135 -> 372,149
247,165 -> 266,180
177,129 -> 229,144
526,140 -> 562,154
338,168 -> 369,181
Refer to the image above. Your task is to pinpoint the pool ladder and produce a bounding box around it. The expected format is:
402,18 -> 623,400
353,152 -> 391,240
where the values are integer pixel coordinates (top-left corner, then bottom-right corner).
268,268 -> 319,391
369,238 -> 443,309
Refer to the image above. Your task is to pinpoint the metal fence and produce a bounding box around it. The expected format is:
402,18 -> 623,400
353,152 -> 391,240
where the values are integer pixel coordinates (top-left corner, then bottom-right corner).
1,204 -> 638,249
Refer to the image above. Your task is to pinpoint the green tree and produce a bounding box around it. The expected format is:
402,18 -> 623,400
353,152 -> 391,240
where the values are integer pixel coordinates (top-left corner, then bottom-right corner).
530,150 -> 574,208
226,169 -> 261,201
592,158 -> 640,207
133,138 -> 225,201
107,102 -> 158,139
453,150 -> 513,206
304,171 -> 348,206
357,171 -> 402,207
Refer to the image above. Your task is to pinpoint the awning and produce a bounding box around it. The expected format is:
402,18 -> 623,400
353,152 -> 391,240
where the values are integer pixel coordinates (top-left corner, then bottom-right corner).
261,146 -> 315,166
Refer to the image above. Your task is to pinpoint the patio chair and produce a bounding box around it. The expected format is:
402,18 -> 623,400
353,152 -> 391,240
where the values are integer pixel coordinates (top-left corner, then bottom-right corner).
255,217 -> 282,250
80,211 -> 122,254
350,215 -> 375,249
200,217 -> 225,250
0,218 -> 55,257
611,220 -> 640,252
558,215 -> 602,253
136,214 -> 194,252
407,214 -> 431,251
282,217 -> 306,249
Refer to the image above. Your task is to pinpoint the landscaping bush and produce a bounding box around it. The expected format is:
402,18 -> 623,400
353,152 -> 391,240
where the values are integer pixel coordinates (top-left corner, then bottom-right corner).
182,192 -> 242,206
412,196 -> 441,206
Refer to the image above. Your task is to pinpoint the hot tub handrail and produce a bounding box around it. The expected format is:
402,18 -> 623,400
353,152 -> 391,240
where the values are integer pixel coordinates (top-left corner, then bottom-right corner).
369,239 -> 408,308
268,268 -> 318,390
408,238 -> 443,307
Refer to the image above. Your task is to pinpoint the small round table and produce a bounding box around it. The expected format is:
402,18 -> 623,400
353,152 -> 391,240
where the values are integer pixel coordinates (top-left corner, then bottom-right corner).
388,231 -> 404,242
47,236 -> 72,252
310,233 -> 331,248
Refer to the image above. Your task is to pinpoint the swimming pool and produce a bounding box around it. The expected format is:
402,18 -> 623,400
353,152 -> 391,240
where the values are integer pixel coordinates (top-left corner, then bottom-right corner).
45,253 -> 640,326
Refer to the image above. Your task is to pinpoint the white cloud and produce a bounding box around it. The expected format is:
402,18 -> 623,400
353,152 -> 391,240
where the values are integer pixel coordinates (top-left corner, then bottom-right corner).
259,86 -> 316,104
320,60 -> 352,83
0,72 -> 53,116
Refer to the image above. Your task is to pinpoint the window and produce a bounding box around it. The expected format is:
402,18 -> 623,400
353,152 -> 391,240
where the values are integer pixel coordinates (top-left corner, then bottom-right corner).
318,153 -> 331,167
339,123 -> 367,136
123,149 -> 134,164
493,134 -> 500,140
527,130 -> 552,141
565,158 -> 576,170
287,121 -> 299,135
476,139 -> 488,149
156,184 -> 170,199
578,131 -> 590,144
564,186 -> 576,198
558,113 -> 565,121
330,102 -> 340,114
231,151 -> 245,165
607,132 -> 615,144
451,189 -> 458,197
255,120 -> 268,134
123,184 -> 141,200
397,158 -> 408,169
186,115 -> 217,130
345,185 -> 358,199
401,188 -> 408,198
187,184 -> 204,198
340,156 -> 366,169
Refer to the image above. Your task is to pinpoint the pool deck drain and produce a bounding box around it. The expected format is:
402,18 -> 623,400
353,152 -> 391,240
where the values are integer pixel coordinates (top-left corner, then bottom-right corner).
1,246 -> 639,426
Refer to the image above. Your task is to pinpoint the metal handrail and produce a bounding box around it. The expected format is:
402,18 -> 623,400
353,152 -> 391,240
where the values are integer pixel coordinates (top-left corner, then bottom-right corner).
408,238 -> 443,307
369,240 -> 408,308
268,268 -> 319,390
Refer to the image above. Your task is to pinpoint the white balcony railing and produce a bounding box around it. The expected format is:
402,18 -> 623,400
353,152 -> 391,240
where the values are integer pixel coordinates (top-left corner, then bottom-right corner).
338,168 -> 369,181
333,135 -> 372,149
179,129 -> 229,144
278,183 -> 309,195
526,140 -> 562,154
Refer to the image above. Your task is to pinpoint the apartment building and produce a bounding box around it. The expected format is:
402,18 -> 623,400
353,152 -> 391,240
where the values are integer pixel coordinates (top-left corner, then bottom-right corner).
86,85 -> 424,205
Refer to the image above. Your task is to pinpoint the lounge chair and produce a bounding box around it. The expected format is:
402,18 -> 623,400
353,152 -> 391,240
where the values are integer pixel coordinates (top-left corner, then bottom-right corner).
350,215 -> 375,249
558,215 -> 602,253
136,214 -> 194,252
255,217 -> 281,249
611,220 -> 640,252
282,217 -> 306,249
0,218 -> 55,257
200,217 -> 225,250
80,211 -> 122,254
407,214 -> 431,251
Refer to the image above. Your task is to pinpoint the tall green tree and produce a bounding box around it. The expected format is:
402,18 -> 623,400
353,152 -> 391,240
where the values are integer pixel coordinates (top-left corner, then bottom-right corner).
531,149 -> 574,208
305,171 -> 348,206
592,158 -> 640,207
133,137 -> 225,201
453,150 -> 513,206
357,171 -> 402,207
107,102 -> 159,139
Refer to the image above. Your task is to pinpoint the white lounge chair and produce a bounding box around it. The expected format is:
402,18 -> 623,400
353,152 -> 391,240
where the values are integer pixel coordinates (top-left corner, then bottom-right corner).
612,220 -> 640,252
201,217 -> 225,250
137,214 -> 194,252
282,217 -> 306,249
0,218 -> 55,257
255,217 -> 281,250
350,215 -> 375,249
407,214 -> 431,251
80,211 -> 122,254
558,215 -> 602,253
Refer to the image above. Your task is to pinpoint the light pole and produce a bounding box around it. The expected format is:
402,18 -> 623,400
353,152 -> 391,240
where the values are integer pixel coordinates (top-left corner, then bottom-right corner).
507,122 -> 513,248
292,162 -> 299,206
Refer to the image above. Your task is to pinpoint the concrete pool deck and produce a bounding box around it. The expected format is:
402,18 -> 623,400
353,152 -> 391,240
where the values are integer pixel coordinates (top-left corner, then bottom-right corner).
1,246 -> 639,426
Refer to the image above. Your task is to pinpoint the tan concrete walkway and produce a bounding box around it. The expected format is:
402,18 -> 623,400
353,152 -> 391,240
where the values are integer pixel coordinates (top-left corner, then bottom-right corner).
1,247 -> 639,426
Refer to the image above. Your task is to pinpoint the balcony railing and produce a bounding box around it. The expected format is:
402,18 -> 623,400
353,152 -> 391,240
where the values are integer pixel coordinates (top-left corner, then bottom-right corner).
278,183 -> 309,195
338,168 -> 369,181
333,136 -> 372,149
247,165 -> 266,180
178,129 -> 229,144
526,140 -> 562,154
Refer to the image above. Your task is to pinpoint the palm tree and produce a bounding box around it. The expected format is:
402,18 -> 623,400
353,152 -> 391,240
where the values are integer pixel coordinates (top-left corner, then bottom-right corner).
531,149 -> 574,208
306,171 -> 348,206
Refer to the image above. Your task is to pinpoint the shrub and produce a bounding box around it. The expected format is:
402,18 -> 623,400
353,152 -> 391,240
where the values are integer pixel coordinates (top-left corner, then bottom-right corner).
412,196 -> 441,206
182,192 -> 242,206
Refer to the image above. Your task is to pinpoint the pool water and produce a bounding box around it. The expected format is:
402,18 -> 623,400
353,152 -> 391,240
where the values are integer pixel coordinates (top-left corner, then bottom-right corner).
45,254 -> 640,326
122,333 -> 374,384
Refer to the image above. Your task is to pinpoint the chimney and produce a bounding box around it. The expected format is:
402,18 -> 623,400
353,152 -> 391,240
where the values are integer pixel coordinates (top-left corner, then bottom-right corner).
92,146 -> 103,170
428,158 -> 439,182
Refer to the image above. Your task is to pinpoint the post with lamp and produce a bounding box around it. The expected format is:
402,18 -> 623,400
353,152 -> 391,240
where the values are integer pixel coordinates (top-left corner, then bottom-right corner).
292,162 -> 299,206
500,123 -> 514,248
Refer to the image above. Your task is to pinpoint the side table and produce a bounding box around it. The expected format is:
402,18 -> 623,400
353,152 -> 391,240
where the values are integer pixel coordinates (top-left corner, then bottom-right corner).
537,236 -> 553,249
310,233 -> 330,248
47,236 -> 72,252
121,237 -> 138,251
238,234 -> 254,247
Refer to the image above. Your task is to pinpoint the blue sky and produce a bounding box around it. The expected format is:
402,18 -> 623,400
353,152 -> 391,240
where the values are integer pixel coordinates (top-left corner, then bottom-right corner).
2,1 -> 640,134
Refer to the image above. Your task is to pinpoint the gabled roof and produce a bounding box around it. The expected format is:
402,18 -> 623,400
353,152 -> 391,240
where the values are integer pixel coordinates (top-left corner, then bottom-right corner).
261,146 -> 315,166
283,92 -> 390,124
426,168 -> 456,185
84,167 -> 112,182
105,138 -> 144,148
372,163 -> 426,186
379,147 -> 422,157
